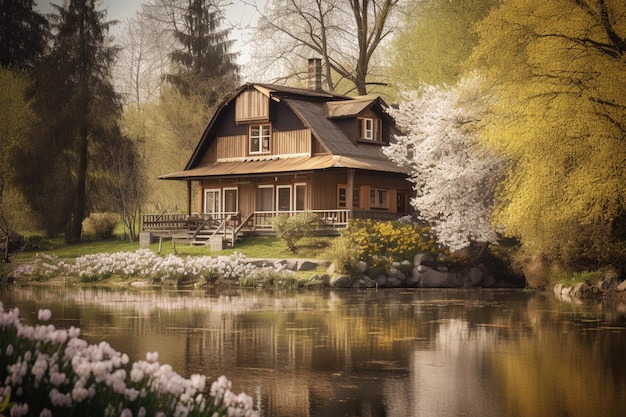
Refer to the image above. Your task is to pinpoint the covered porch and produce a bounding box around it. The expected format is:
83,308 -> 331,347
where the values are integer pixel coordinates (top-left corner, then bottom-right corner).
139,208 -> 405,249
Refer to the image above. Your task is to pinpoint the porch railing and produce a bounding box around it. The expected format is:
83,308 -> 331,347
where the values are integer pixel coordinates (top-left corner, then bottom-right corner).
141,209 -> 406,235
251,209 -> 351,230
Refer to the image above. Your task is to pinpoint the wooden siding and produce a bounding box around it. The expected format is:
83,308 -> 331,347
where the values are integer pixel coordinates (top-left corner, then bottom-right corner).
212,130 -> 311,161
216,135 -> 247,160
273,129 -> 311,156
189,169 -> 412,225
235,89 -> 269,122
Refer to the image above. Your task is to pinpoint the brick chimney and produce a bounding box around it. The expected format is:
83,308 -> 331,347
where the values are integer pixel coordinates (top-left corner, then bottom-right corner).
308,58 -> 322,91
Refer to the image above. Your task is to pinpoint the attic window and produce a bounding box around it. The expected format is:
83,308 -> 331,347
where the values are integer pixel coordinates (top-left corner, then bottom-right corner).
250,124 -> 271,154
358,117 -> 382,141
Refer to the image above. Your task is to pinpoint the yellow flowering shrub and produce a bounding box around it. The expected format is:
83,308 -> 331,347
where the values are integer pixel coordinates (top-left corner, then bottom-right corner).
328,219 -> 440,276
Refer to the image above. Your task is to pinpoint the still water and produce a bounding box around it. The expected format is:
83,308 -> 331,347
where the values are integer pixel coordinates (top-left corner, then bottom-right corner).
2,286 -> 626,417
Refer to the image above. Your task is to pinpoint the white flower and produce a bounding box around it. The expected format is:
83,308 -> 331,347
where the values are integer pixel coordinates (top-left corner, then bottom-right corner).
146,351 -> 159,363
9,403 -> 28,417
38,309 -> 52,321
39,409 -> 52,417
120,408 -> 133,417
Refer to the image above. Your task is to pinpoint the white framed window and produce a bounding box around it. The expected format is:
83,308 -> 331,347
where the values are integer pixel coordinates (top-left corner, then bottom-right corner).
257,185 -> 274,211
358,117 -> 382,141
294,183 -> 306,211
369,188 -> 388,209
276,185 -> 292,212
223,187 -> 238,214
250,124 -> 271,154
204,189 -> 221,214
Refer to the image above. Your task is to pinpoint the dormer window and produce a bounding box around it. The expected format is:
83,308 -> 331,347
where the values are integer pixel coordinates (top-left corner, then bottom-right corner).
358,117 -> 382,141
250,124 -> 271,154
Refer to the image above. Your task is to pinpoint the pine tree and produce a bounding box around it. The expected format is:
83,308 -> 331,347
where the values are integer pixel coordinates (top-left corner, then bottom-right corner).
0,0 -> 48,69
12,0 -> 122,241
165,0 -> 239,107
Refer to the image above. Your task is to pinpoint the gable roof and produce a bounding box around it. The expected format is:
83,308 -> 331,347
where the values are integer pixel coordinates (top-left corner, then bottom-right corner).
325,95 -> 386,118
164,83 -> 404,179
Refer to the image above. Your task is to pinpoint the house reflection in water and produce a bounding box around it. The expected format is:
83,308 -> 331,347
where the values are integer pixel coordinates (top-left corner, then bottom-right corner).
4,287 -> 626,417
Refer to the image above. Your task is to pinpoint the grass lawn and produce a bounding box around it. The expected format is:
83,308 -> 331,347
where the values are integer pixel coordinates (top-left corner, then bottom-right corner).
15,235 -> 335,261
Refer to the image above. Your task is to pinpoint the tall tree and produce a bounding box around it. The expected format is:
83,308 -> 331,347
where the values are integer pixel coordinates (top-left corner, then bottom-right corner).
250,0 -> 401,95
384,76 -> 503,252
389,0 -> 499,88
12,0 -> 121,241
468,0 -> 626,278
95,130 -> 149,242
0,69 -> 36,235
0,0 -> 48,69
165,0 -> 239,107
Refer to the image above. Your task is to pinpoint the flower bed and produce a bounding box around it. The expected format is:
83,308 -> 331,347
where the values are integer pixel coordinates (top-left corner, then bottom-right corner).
29,250 -> 295,287
0,303 -> 258,417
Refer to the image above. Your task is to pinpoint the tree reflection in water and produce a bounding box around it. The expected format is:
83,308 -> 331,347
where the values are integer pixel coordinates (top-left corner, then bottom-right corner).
2,287 -> 626,417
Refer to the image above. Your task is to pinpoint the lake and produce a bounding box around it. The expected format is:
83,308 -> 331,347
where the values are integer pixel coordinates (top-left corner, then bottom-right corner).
2,286 -> 626,417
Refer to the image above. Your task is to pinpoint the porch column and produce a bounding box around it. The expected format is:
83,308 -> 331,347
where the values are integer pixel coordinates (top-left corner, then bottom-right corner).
186,181 -> 192,215
347,168 -> 355,212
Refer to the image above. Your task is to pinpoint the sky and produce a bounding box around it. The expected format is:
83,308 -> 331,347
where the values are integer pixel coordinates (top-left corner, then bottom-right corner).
35,0 -> 265,65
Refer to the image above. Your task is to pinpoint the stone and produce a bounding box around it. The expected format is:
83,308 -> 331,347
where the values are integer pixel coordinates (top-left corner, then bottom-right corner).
414,253 -> 435,266
357,261 -> 368,273
553,284 -> 564,297
468,267 -> 484,287
417,266 -> 451,287
374,275 -> 388,287
330,275 -> 353,288
273,259 -> 288,269
386,277 -> 402,287
482,273 -> 496,288
285,260 -> 299,271
404,274 -> 420,287
309,274 -> 330,286
570,282 -> 586,298
297,260 -> 318,271
355,275 -> 377,288
597,274 -> 619,290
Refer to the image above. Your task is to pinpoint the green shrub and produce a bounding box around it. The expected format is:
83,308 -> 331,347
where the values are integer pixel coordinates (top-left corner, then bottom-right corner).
270,212 -> 320,252
82,212 -> 119,241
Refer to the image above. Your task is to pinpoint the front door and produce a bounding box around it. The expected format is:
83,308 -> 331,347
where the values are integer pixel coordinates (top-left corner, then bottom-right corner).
276,185 -> 292,212
204,189 -> 221,215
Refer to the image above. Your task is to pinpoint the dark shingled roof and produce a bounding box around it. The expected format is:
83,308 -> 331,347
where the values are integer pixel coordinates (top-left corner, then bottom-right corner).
284,98 -> 393,162
166,83 -> 403,179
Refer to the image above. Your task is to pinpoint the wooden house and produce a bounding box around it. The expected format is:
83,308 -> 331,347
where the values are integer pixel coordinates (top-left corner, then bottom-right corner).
142,59 -> 414,246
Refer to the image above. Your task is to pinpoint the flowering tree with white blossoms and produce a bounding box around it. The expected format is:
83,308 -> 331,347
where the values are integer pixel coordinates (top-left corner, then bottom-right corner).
384,76 -> 504,252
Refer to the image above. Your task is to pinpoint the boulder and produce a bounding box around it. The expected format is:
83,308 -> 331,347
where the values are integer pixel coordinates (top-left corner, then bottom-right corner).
553,283 -> 564,297
414,253 -> 435,266
330,274 -> 353,288
297,260 -> 319,271
386,277 -> 403,287
354,275 -> 377,288
404,273 -> 420,287
417,266 -> 452,287
467,267 -> 484,287
374,274 -> 388,287
308,274 -> 330,286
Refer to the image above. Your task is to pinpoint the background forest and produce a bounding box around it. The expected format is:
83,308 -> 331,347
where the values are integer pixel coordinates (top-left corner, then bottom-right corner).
1,0 -> 625,286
